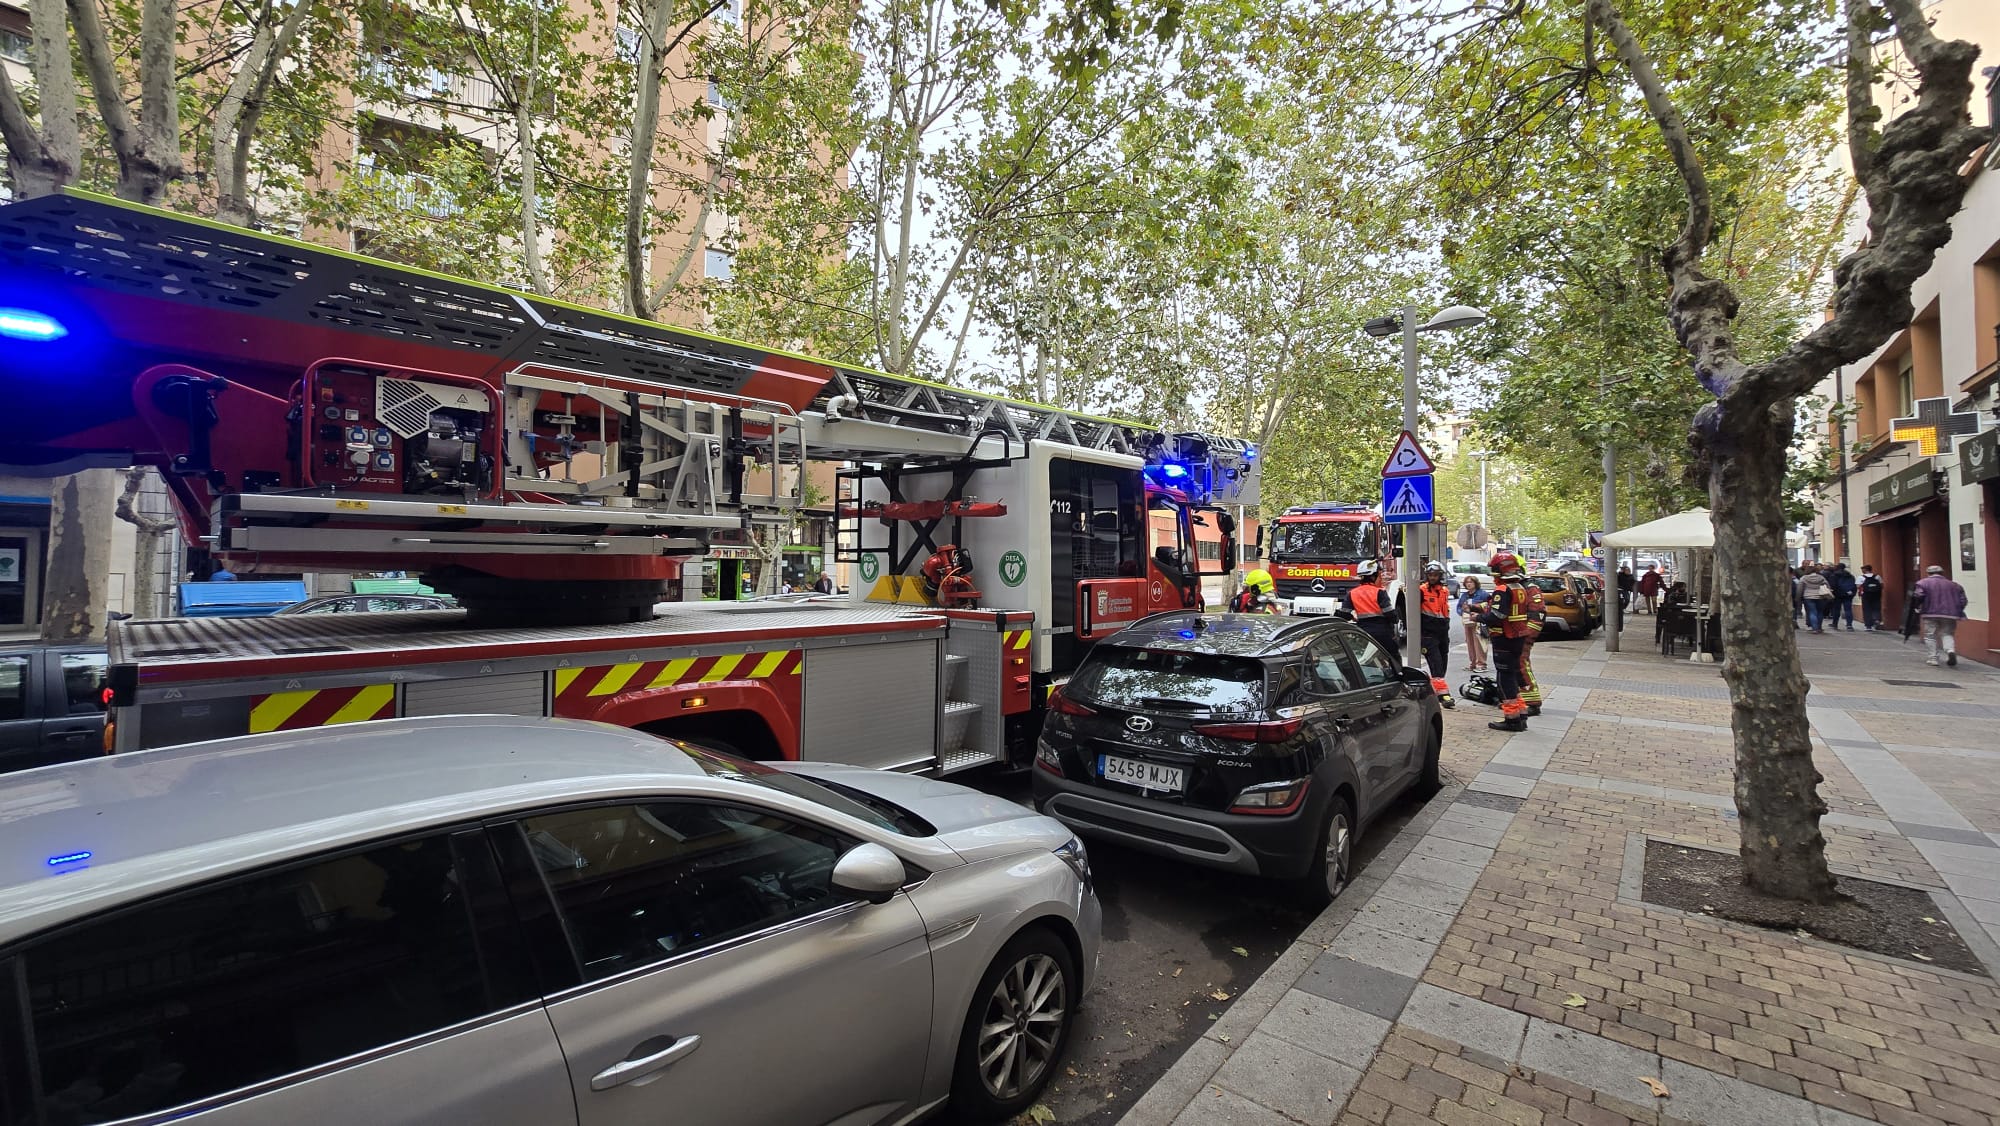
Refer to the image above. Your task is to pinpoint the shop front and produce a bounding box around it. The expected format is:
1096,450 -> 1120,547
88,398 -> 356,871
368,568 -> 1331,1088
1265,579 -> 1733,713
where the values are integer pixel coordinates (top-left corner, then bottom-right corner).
1861,458 -> 1949,627
1960,427 -> 1999,661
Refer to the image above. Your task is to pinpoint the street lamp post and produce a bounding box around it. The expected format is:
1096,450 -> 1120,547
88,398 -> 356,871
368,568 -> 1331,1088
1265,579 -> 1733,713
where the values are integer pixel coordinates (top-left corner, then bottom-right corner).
1365,304 -> 1490,670
1471,449 -> 1493,531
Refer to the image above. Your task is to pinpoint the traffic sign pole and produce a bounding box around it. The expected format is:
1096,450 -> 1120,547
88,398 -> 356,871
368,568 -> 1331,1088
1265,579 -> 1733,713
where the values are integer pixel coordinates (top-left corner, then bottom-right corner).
1398,312 -> 1424,670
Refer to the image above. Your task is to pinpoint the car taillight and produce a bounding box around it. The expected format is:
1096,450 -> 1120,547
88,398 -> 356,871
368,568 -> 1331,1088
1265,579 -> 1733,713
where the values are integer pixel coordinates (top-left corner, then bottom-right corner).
1229,777 -> 1311,815
1035,742 -> 1065,777
1193,717 -> 1304,743
1048,689 -> 1095,717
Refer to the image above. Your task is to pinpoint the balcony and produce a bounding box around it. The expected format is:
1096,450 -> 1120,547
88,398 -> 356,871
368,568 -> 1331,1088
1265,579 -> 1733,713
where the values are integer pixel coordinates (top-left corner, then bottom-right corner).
358,53 -> 499,115
354,155 -> 459,219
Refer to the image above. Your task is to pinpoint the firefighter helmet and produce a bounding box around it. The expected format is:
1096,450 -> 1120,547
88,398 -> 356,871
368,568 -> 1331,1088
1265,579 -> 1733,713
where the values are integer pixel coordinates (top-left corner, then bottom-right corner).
1423,561 -> 1445,575
1488,551 -> 1524,574
1242,568 -> 1274,595
1356,560 -> 1381,579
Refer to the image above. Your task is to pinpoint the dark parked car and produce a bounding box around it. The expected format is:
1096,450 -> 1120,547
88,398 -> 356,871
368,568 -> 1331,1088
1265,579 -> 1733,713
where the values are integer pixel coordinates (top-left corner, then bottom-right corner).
1031,612 -> 1443,905
276,594 -> 456,615
0,642 -> 107,771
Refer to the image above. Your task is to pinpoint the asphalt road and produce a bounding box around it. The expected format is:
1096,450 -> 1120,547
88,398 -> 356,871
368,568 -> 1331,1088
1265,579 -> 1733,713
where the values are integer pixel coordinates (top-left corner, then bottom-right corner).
967,770 -> 1438,1126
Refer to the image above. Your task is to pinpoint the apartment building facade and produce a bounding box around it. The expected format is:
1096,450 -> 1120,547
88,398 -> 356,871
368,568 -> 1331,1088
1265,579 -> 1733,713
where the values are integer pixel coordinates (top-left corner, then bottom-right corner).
1813,70 -> 2000,665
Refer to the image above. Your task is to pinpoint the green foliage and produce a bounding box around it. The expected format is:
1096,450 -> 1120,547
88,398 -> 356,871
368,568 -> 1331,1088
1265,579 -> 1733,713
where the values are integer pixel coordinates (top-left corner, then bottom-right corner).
1418,0 -> 1845,516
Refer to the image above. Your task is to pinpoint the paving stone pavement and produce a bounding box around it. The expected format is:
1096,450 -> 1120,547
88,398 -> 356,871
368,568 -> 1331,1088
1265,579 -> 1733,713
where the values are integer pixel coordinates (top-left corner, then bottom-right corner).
1116,630 -> 2000,1126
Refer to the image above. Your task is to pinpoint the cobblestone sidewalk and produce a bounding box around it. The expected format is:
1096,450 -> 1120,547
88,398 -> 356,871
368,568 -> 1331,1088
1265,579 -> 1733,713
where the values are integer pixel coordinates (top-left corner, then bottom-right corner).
1116,631 -> 2000,1126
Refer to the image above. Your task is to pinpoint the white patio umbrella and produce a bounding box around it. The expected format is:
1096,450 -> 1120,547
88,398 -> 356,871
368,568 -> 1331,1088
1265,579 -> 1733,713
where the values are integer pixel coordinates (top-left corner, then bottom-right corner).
1600,508 -> 1805,660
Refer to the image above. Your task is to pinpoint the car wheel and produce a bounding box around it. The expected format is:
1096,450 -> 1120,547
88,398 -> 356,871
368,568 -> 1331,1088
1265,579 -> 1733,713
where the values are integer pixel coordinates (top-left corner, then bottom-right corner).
1291,793 -> 1356,909
1414,724 -> 1444,798
948,927 -> 1077,1122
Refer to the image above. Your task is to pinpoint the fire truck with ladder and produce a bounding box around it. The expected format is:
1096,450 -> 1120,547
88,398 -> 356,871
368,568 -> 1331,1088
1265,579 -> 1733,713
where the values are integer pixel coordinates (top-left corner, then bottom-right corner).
0,190 -> 1258,774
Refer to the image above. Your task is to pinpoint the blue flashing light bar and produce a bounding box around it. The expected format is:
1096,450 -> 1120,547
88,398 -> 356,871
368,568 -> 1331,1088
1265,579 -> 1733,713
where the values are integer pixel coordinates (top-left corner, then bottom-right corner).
0,308 -> 68,341
46,850 -> 93,866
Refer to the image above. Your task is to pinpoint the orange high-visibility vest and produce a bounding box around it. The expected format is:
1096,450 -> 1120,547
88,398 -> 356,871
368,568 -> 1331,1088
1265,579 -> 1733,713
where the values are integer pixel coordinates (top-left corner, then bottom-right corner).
1349,583 -> 1387,616
1420,583 -> 1452,617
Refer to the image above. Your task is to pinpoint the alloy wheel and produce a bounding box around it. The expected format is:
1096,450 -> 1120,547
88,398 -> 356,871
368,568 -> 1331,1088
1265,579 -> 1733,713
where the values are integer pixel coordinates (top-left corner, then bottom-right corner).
1326,809 -> 1353,899
976,952 -> 1069,1101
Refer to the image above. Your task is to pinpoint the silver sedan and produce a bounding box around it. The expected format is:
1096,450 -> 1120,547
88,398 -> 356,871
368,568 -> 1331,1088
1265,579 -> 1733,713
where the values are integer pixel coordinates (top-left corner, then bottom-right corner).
0,715 -> 1099,1125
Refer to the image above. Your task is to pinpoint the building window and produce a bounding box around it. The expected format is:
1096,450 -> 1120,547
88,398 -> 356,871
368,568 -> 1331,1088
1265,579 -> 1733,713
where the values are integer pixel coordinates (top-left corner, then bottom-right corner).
707,78 -> 728,108
615,26 -> 642,62
1896,351 -> 1914,417
704,247 -> 734,280
0,30 -> 30,64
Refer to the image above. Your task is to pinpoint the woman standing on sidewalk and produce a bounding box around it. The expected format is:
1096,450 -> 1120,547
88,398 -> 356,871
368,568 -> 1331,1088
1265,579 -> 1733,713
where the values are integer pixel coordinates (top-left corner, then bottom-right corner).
1457,576 -> 1490,673
1799,564 -> 1834,633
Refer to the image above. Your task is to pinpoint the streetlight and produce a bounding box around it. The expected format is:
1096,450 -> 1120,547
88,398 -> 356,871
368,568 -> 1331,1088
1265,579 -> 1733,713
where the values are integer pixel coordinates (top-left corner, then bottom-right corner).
1470,449 -> 1494,530
1364,304 -> 1490,670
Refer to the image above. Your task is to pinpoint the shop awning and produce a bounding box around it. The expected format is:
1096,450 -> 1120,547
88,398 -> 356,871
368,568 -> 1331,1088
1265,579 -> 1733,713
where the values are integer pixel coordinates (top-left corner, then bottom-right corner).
1860,498 -> 1936,526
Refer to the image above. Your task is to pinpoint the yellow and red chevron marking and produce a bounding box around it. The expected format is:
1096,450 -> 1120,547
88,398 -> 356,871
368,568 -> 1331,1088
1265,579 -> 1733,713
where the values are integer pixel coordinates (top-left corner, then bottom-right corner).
250,684 -> 396,733
554,649 -> 803,701
1002,628 -> 1032,651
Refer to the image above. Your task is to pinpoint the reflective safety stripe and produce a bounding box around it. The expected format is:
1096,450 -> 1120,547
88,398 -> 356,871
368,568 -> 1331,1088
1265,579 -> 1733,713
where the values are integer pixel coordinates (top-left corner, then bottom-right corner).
559,650 -> 803,700
249,684 -> 396,732
249,691 -> 315,732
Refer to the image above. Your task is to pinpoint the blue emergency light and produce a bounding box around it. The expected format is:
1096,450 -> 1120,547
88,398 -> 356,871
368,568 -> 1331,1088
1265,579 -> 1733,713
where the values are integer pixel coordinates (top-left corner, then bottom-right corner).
0,307 -> 68,341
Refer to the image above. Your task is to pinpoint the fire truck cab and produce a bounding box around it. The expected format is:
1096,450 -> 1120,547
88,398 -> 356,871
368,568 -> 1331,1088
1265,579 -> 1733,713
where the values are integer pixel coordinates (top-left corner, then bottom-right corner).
1264,503 -> 1391,612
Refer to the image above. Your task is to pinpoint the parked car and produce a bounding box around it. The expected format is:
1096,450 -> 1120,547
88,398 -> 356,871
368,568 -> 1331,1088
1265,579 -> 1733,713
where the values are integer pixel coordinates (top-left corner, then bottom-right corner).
1032,612 -> 1443,906
0,716 -> 1099,1125
1448,560 -> 1492,592
0,641 -> 106,771
1573,571 -> 1606,626
276,593 -> 457,614
1529,571 -> 1594,637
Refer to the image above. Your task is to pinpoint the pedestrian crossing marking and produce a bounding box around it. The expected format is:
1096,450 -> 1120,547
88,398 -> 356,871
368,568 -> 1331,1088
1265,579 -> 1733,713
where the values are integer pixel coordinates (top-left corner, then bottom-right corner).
1386,480 -> 1427,516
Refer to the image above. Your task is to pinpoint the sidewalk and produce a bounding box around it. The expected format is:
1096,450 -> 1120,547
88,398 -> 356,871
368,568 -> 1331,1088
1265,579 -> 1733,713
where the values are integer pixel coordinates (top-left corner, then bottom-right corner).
1117,628 -> 2000,1126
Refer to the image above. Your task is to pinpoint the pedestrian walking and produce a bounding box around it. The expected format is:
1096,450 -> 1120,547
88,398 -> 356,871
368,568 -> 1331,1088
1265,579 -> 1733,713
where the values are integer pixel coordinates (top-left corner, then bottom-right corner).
1636,565 -> 1661,614
1790,566 -> 1804,629
1479,552 -> 1545,732
1828,562 -> 1857,631
1798,564 -> 1833,633
1457,576 -> 1490,673
1915,564 -> 1969,667
813,571 -> 835,595
1616,565 -> 1634,612
1857,565 -> 1883,630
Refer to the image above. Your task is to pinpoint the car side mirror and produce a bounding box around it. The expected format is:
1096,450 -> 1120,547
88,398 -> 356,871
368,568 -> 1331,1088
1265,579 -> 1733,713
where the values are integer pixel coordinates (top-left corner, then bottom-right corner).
1398,665 -> 1432,687
831,842 -> 906,904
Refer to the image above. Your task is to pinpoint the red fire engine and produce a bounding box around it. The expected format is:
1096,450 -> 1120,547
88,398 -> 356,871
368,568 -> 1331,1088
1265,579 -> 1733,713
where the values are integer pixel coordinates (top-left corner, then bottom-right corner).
1264,503 -> 1391,605
0,189 -> 1259,772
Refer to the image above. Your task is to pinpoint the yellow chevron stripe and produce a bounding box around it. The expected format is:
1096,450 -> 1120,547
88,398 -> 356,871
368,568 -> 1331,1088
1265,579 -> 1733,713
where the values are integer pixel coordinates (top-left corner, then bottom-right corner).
649,658 -> 698,688
589,662 -> 643,697
1012,630 -> 1032,650
326,684 -> 396,725
748,651 -> 787,678
249,690 -> 316,733
700,654 -> 744,682
555,667 -> 583,696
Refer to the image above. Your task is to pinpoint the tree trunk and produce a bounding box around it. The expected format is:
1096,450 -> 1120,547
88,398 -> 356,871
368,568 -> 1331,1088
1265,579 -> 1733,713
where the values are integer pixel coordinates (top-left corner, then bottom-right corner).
211,0 -> 311,227
1709,405 -> 1836,901
0,0 -> 81,197
40,472 -> 113,643
114,469 -> 175,621
623,0 -> 677,318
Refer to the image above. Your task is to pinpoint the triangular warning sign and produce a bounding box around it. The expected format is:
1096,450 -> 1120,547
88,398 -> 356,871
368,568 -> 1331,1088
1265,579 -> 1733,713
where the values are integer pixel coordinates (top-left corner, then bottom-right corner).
1384,479 -> 1429,518
1381,430 -> 1435,477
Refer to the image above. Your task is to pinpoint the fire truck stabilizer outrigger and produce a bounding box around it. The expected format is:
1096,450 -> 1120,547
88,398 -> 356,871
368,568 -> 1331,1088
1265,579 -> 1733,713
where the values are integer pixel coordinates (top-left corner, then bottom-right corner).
0,189 -> 1259,774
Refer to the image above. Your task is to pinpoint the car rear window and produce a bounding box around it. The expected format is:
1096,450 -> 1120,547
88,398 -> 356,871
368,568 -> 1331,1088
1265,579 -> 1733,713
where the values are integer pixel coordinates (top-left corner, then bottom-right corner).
1531,576 -> 1567,594
1069,647 -> 1266,716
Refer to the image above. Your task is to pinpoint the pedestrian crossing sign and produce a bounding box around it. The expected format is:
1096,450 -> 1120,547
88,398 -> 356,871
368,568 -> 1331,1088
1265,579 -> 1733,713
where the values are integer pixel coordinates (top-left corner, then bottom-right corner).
1380,473 -> 1434,524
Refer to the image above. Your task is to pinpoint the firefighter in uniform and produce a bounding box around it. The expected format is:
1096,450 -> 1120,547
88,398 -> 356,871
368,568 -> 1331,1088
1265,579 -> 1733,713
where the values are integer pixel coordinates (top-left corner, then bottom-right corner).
1231,569 -> 1279,613
1418,562 -> 1454,679
1479,552 -> 1544,731
1345,561 -> 1401,664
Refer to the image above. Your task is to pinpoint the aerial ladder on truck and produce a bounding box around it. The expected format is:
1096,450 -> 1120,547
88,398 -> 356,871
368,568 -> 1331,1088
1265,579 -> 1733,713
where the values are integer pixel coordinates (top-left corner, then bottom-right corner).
0,189 -> 1260,772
